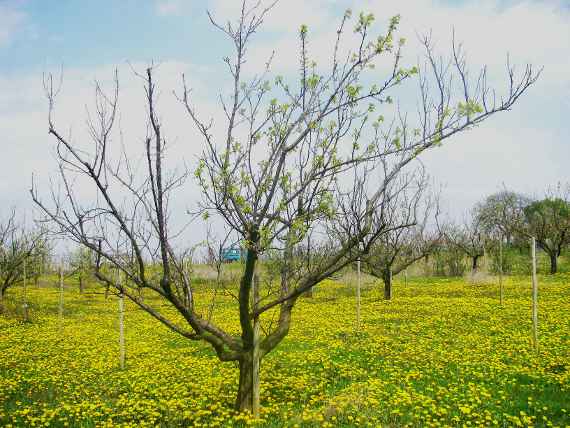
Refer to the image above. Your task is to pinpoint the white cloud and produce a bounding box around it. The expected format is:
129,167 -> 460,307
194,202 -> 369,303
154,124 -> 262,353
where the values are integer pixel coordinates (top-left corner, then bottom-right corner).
155,0 -> 188,16
0,61 -> 217,224
1,0 -> 568,231
0,1 -> 26,47
210,0 -> 569,213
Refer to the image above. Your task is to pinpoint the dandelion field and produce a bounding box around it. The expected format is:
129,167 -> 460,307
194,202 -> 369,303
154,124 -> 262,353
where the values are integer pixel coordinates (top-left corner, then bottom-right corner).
1,273 -> 569,427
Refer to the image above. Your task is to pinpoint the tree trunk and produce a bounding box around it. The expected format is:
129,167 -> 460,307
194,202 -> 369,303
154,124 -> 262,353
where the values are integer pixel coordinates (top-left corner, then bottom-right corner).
383,269 -> 392,300
236,235 -> 261,414
235,353 -> 257,412
549,253 -> 557,274
0,288 -> 4,313
471,255 -> 480,273
79,275 -> 84,294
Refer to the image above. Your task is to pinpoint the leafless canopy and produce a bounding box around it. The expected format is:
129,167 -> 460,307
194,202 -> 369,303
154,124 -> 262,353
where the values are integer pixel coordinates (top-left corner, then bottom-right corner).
360,168 -> 441,298
0,211 -> 47,301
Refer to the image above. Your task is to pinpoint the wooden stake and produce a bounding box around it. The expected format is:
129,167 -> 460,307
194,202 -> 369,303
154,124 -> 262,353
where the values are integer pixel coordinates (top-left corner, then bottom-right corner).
356,258 -> 361,331
531,237 -> 538,353
58,264 -> 64,334
38,257 -> 42,288
119,294 -> 125,369
22,258 -> 29,321
499,237 -> 504,306
115,268 -> 125,369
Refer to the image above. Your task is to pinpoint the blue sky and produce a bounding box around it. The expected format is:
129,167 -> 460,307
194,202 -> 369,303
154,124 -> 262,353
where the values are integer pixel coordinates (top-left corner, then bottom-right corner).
0,0 -> 569,238
7,0 -> 566,74
0,1 -> 217,72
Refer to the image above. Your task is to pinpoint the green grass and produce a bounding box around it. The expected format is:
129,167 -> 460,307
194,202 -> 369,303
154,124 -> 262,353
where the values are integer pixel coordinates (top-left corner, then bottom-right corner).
0,273 -> 569,427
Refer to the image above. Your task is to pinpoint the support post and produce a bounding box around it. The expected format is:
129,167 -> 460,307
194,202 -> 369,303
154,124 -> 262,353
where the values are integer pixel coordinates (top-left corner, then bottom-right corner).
58,263 -> 64,335
356,258 -> 361,331
499,237 -> 504,306
119,293 -> 125,369
38,257 -> 42,288
22,258 -> 29,321
117,268 -> 126,370
531,237 -> 538,353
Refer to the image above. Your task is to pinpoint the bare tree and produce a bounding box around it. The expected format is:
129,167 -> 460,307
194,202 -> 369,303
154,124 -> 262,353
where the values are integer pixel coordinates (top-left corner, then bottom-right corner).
31,1 -> 539,413
0,212 -> 46,312
362,170 -> 441,299
445,213 -> 487,275
69,247 -> 95,294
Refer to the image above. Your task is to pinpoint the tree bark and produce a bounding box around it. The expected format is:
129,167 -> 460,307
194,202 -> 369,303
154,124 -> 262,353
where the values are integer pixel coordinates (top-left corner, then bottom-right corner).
383,269 -> 392,300
79,275 -> 84,294
235,234 -> 260,413
235,353 -> 256,412
549,253 -> 557,274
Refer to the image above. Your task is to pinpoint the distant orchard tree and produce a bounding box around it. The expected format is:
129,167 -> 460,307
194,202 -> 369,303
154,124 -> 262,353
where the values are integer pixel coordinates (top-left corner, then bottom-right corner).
0,212 -> 46,312
445,214 -> 487,275
32,1 -> 539,413
522,187 -> 570,274
69,247 -> 95,294
362,170 -> 441,300
431,240 -> 466,277
474,190 -> 530,245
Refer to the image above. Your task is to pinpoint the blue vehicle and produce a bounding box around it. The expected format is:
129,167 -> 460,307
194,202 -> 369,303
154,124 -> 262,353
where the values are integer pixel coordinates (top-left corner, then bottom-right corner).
222,247 -> 241,263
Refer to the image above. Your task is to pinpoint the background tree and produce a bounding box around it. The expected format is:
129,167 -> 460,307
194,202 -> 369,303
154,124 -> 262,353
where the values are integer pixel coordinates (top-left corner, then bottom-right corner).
362,170 -> 441,299
431,240 -> 467,277
522,186 -> 570,274
474,190 -> 529,246
445,214 -> 487,275
69,247 -> 95,294
32,1 -> 539,413
27,238 -> 52,287
0,212 -> 46,312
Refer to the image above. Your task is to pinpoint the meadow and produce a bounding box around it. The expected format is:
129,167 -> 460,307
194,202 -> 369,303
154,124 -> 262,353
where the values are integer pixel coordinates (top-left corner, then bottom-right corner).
0,270 -> 569,427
